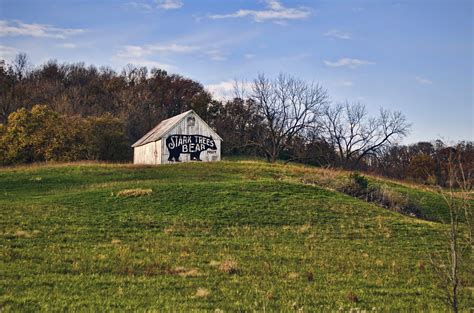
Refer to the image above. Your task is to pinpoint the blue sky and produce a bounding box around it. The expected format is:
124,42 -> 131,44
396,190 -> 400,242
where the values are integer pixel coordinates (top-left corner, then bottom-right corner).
0,0 -> 472,143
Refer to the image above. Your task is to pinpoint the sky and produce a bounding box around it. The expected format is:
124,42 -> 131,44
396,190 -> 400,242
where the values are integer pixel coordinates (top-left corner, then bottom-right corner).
0,0 -> 473,144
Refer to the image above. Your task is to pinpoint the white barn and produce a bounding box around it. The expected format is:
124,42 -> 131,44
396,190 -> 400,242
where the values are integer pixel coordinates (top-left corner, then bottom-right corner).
132,110 -> 222,165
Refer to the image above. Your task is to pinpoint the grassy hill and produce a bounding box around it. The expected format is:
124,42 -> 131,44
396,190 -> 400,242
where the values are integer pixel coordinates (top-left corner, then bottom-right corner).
1,161 -> 472,311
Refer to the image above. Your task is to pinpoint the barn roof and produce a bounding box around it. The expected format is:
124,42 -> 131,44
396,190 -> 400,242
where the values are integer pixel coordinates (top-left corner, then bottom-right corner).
131,110 -> 222,148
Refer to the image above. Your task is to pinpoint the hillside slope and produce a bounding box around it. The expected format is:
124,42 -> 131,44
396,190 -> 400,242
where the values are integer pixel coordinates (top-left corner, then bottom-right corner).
0,161 -> 472,311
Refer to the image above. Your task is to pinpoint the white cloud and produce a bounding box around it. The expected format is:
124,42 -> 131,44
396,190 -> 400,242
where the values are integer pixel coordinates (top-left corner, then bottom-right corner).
209,0 -> 311,23
244,53 -> 256,59
206,80 -> 252,100
124,58 -> 173,70
116,43 -> 197,59
126,1 -> 153,11
57,43 -> 76,49
0,45 -> 17,60
324,29 -> 351,40
148,43 -> 198,53
116,31 -> 257,64
266,0 -> 283,10
206,81 -> 234,99
112,53 -> 174,70
156,0 -> 183,10
117,46 -> 149,58
415,76 -> 433,85
340,80 -> 353,87
324,58 -> 375,69
117,41 -> 231,63
0,20 -> 84,39
126,0 -> 182,11
206,49 -> 227,61
114,44 -> 193,70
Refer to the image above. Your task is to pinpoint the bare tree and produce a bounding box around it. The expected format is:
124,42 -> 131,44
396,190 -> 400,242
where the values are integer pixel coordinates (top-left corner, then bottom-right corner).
13,53 -> 30,81
429,152 -> 473,313
321,101 -> 410,168
250,73 -> 328,162
0,53 -> 32,123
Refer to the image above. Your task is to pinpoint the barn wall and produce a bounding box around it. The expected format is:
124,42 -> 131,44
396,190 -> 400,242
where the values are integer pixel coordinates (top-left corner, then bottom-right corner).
161,112 -> 221,164
133,140 -> 161,165
156,140 -> 162,164
133,144 -> 145,164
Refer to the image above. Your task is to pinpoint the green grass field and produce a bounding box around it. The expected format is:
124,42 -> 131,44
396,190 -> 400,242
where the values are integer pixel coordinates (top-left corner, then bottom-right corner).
1,161 -> 472,311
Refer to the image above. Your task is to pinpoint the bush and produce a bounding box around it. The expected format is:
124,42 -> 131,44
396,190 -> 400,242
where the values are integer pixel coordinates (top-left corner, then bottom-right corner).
0,105 -> 63,164
339,172 -> 370,197
349,172 -> 369,190
0,106 -> 131,165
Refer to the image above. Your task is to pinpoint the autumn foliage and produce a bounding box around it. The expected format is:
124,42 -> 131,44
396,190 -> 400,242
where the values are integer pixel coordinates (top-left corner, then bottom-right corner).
0,105 -> 129,164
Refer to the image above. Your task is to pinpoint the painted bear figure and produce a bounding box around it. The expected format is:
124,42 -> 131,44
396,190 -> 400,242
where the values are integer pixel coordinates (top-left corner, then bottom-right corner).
166,134 -> 217,162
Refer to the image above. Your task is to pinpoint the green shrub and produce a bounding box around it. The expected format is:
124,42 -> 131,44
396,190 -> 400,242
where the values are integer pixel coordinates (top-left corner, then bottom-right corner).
339,172 -> 370,197
349,172 -> 369,190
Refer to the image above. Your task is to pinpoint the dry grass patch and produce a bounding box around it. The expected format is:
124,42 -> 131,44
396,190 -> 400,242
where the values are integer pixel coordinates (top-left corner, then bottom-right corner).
14,230 -> 32,238
96,254 -> 107,261
218,259 -> 239,274
163,226 -> 175,234
287,272 -> 300,279
209,260 -> 221,267
194,288 -> 210,298
170,266 -> 201,278
116,188 -> 152,197
297,224 -> 311,233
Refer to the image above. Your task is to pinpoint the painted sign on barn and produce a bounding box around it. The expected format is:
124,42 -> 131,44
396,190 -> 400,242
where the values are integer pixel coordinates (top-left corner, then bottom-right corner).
166,134 -> 217,161
132,110 -> 222,165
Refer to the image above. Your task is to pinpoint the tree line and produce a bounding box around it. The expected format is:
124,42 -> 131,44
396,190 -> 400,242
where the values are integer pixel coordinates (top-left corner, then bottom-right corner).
1,54 -> 472,186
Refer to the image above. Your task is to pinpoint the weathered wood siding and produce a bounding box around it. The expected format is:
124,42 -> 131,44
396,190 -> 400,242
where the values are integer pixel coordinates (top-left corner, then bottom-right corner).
133,140 -> 161,164
160,112 -> 221,164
